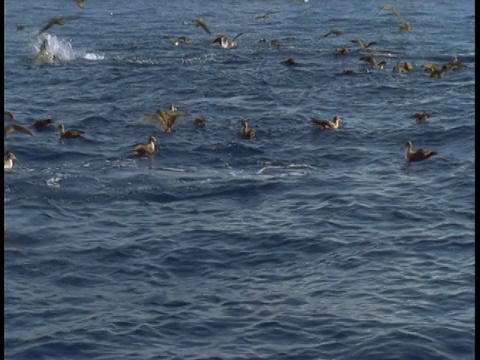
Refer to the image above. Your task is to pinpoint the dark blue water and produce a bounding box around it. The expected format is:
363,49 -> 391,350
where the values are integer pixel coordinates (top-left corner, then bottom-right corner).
4,1 -> 475,359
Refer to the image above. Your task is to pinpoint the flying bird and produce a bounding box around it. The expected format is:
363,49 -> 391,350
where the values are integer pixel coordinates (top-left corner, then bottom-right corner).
212,33 -> 243,48
192,18 -> 211,34
359,55 -> 387,69
37,17 -> 65,36
322,28 -> 344,38
351,39 -> 377,50
4,124 -> 34,138
142,106 -> 187,132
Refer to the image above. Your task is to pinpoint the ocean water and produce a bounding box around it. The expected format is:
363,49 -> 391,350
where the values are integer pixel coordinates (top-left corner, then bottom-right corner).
4,1 -> 475,359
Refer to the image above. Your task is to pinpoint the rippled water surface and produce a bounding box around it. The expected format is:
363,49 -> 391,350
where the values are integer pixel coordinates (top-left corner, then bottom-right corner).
4,1 -> 475,359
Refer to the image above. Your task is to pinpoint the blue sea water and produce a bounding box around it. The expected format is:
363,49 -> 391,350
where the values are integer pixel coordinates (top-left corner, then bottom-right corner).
4,1 -> 475,359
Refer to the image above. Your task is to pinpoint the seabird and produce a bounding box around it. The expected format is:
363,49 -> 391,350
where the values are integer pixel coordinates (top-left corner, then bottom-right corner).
4,152 -> 18,171
4,124 -> 34,138
335,48 -> 351,55
241,121 -> 256,139
142,106 -> 187,132
380,5 -> 411,32
192,18 -> 211,34
32,118 -> 55,130
403,141 -> 437,162
4,110 -> 14,120
351,39 -> 377,50
58,124 -> 85,139
37,17 -> 65,36
74,0 -> 85,8
412,111 -> 430,123
132,136 -> 157,156
212,33 -> 243,48
342,69 -> 357,75
311,115 -> 342,130
359,55 -> 386,69
194,117 -> 208,127
282,58 -> 298,66
322,28 -> 344,38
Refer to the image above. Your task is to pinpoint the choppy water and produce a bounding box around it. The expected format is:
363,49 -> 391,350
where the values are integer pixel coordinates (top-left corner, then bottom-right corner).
4,1 -> 475,359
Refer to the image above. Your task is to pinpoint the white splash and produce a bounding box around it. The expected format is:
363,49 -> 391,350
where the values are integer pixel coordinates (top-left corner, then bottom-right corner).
33,34 -> 104,62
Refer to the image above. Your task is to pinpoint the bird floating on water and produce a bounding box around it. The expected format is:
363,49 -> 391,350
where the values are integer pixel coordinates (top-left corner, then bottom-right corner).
403,141 -> 437,162
58,124 -> 85,139
241,121 -> 256,139
311,116 -> 342,130
4,152 -> 18,171
335,48 -> 351,55
32,119 -> 55,130
132,136 -> 157,156
412,111 -> 431,123
194,117 -> 208,127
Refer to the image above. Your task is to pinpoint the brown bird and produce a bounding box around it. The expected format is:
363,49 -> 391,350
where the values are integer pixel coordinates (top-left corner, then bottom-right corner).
282,58 -> 298,66
4,110 -> 14,120
351,39 -> 377,50
194,117 -> 208,127
132,136 -> 157,156
37,17 -> 65,36
403,141 -> 437,162
427,64 -> 449,78
58,124 -> 85,139
74,0 -> 85,8
412,111 -> 431,123
241,121 -> 256,139
311,115 -> 342,130
142,106 -> 187,132
4,124 -> 34,138
359,55 -> 386,69
380,5 -> 411,32
335,47 -> 351,55
342,69 -> 357,75
192,18 -> 211,34
32,118 -> 54,130
393,61 -> 414,73
322,28 -> 344,38
445,56 -> 466,70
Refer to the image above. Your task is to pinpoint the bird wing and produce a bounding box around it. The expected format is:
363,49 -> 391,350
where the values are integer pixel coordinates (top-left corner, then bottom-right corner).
351,39 -> 367,49
380,5 -> 402,18
194,19 -> 211,34
5,124 -> 34,138
232,32 -> 244,42
142,114 -> 161,123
